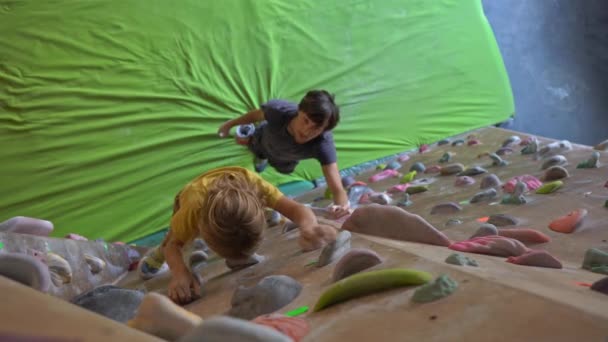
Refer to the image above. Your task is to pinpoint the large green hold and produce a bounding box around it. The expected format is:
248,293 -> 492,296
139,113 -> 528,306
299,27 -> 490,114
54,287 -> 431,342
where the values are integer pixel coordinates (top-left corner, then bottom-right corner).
582,248 -> 608,275
535,180 -> 563,194
313,268 -> 432,312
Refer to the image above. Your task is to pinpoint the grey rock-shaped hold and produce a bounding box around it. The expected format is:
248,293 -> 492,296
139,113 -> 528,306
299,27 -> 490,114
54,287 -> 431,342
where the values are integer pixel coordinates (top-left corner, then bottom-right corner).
544,166 -> 569,181
470,188 -> 497,203
502,135 -> 521,147
226,254 -> 265,271
332,248 -> 383,282
541,155 -> 567,170
430,202 -> 462,215
0,252 -> 51,293
178,316 -> 290,342
445,253 -> 478,267
458,166 -> 488,176
341,175 -> 356,188
228,275 -> 302,320
470,224 -> 498,238
487,214 -> 519,227
71,285 -> 144,323
410,162 -> 426,173
317,231 -> 351,267
84,254 -> 106,274
480,174 -> 501,189
0,216 -> 54,236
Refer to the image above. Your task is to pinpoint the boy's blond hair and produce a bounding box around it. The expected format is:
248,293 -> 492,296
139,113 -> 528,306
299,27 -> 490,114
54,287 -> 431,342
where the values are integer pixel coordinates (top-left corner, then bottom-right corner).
199,172 -> 266,259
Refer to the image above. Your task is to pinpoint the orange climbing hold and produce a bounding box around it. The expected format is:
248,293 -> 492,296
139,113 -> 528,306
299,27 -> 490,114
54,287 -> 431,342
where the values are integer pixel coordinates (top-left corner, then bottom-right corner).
548,209 -> 588,233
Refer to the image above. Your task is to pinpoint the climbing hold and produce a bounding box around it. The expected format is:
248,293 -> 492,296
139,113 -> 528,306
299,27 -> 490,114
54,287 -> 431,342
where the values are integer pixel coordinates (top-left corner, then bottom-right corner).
501,181 -> 528,205
498,228 -> 551,244
520,138 -> 538,155
226,253 -> 265,271
445,253 -> 478,267
314,268 -> 432,312
406,185 -> 429,194
252,314 -> 310,342
410,162 -> 426,173
412,274 -> 458,303
470,223 -> 498,238
72,285 -> 144,323
536,180 -> 563,194
467,139 -> 481,146
548,208 -> 587,234
590,277 -> 608,295
502,135 -> 521,147
503,175 -> 542,193
396,194 -> 414,208
398,153 -> 410,162
576,151 -> 600,169
369,169 -> 400,183
46,252 -> 72,286
430,202 -> 462,215
445,218 -> 463,226
541,155 -> 568,170
489,153 -> 508,166
449,236 -> 529,257
458,166 -> 487,176
0,252 -> 51,293
506,250 -> 562,269
480,174 -> 501,189
440,163 -> 465,176
342,204 -> 451,247
189,250 -> 209,267
487,214 -> 519,227
400,171 -> 417,183
451,139 -> 465,147
594,139 -> 608,151
229,275 -> 303,320
454,176 -> 475,187
388,183 -> 410,193
0,216 -> 54,236
470,188 -> 497,203
376,163 -> 387,170
424,165 -> 442,174
65,233 -> 88,241
495,147 -> 514,156
179,316 -> 291,342
536,140 -> 572,159
332,248 -> 383,282
543,166 -> 569,181
368,193 -> 392,205
341,175 -> 356,189
439,152 -> 453,163
84,254 -> 106,274
437,139 -> 450,146
419,144 -> 430,153
582,248 -> 608,275
266,210 -> 282,227
384,160 -> 402,170
317,231 -> 352,267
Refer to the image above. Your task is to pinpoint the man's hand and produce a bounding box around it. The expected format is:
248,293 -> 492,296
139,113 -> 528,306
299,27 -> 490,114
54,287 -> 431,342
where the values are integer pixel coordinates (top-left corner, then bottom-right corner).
327,203 -> 351,219
168,271 -> 201,305
298,224 -> 338,252
217,121 -> 234,138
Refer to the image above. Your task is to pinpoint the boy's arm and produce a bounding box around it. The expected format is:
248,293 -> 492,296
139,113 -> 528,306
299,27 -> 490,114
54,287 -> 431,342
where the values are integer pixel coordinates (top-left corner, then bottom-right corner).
162,231 -> 201,303
218,109 -> 265,138
272,196 -> 337,251
321,163 -> 350,217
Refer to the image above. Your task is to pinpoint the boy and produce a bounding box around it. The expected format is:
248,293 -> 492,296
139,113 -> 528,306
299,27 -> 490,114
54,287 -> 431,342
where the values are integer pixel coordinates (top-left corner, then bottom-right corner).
217,90 -> 349,218
138,166 -> 338,304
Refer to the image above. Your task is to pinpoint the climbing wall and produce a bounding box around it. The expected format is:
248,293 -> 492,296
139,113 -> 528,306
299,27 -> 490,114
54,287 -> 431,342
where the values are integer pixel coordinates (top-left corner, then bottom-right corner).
114,127 -> 608,340
2,127 -> 607,341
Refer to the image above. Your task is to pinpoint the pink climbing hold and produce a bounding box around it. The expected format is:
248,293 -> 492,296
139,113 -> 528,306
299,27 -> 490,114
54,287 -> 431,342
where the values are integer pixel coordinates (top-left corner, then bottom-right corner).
351,181 -> 367,188
497,228 -> 551,245
506,250 -> 562,269
502,175 -> 542,193
449,235 -> 529,257
467,139 -> 481,146
398,153 -> 410,162
387,183 -> 410,193
252,314 -> 310,342
604,180 -> 608,188
419,144 -> 430,153
368,169 -> 400,183
454,176 -> 475,187
65,233 -> 88,241
424,165 -> 442,174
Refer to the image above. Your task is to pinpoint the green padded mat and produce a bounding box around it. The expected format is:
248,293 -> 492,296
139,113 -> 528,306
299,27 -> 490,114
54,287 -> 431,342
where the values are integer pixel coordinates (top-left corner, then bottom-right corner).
0,0 -> 513,242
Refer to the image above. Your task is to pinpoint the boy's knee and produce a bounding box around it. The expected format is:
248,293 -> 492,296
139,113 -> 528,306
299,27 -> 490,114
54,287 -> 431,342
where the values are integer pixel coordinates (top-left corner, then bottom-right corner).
271,161 -> 298,174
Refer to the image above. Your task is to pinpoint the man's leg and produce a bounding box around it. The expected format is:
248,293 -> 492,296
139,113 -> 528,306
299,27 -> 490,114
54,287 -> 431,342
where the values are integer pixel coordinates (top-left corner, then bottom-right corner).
247,124 -> 269,173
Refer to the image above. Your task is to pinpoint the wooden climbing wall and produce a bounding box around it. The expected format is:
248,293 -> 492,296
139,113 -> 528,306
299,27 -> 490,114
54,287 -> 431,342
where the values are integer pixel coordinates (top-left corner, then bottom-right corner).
114,127 -> 608,341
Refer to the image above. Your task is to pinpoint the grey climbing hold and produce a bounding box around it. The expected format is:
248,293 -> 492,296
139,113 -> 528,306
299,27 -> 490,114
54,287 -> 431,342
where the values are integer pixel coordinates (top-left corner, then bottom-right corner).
470,188 -> 497,203
410,162 -> 426,173
412,274 -> 458,303
226,253 -> 265,271
445,253 -> 478,267
470,224 -> 498,238
332,248 -> 383,282
317,231 -> 352,267
480,174 -> 501,189
72,285 -> 145,323
430,202 -> 462,215
0,252 -> 51,293
228,275 -> 302,320
487,214 -> 519,227
84,254 -> 106,274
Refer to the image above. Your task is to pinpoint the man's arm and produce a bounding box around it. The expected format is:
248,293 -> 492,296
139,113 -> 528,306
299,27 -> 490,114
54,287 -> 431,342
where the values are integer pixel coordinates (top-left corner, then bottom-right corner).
218,109 -> 265,137
322,162 -> 348,207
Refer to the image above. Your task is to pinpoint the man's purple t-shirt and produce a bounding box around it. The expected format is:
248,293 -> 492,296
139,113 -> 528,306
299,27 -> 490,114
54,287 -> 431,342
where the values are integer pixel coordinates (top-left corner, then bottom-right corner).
250,99 -> 337,166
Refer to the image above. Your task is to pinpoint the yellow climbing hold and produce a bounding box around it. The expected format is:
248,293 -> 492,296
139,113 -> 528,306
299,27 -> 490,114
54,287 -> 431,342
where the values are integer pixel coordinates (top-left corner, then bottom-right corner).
536,180 -> 563,194
401,171 -> 417,183
313,268 -> 432,312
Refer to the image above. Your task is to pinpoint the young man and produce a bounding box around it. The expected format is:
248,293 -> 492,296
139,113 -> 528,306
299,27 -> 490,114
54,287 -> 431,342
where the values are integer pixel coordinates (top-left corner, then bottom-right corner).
217,90 -> 349,218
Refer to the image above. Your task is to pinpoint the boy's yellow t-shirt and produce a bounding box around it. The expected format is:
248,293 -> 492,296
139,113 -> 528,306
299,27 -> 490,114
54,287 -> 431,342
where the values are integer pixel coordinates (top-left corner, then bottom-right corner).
169,166 -> 283,244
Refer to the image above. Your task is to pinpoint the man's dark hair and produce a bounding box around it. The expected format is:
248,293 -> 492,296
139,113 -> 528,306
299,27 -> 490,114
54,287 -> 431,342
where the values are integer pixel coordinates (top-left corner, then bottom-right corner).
298,90 -> 340,131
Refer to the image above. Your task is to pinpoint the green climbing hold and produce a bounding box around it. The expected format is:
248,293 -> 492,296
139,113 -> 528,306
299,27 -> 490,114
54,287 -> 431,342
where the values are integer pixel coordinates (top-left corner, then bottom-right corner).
0,242 -> 4,250
406,185 -> 429,195
445,253 -> 478,267
535,180 -> 563,194
284,306 -> 309,317
313,268 -> 432,312
582,248 -> 608,275
400,171 -> 417,183
412,274 -> 458,303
